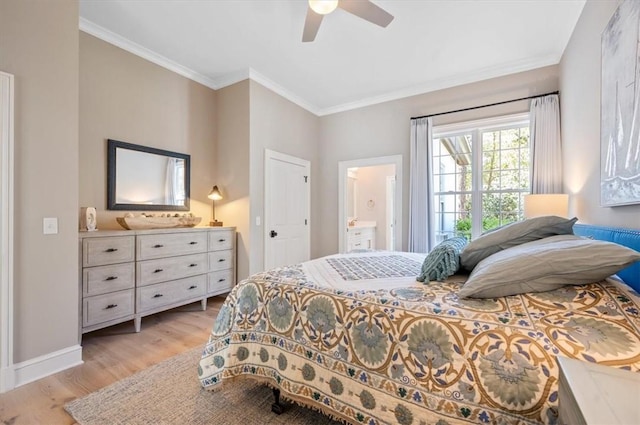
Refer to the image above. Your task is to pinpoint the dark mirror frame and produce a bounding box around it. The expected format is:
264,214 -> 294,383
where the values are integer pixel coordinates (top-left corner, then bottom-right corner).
107,139 -> 191,211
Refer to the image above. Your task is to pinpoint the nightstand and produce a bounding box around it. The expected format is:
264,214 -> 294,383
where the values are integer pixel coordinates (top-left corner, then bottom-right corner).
557,356 -> 640,425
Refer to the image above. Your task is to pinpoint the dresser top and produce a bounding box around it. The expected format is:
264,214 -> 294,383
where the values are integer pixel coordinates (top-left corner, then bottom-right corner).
79,226 -> 236,239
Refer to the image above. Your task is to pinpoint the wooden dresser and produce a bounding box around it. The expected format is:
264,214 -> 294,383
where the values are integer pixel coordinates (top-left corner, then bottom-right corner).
78,226 -> 235,338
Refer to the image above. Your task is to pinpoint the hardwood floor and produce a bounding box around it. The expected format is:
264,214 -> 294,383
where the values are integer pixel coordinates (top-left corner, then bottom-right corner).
0,296 -> 224,425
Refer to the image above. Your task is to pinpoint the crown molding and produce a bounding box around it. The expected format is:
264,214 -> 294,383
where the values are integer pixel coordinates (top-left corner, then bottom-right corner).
246,69 -> 321,116
79,18 -> 322,115
79,17 -> 560,118
212,69 -> 251,89
79,18 -> 219,91
316,54 -> 561,116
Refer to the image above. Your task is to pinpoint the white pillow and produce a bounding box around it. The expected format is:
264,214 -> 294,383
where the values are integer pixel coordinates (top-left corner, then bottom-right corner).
459,235 -> 640,299
460,216 -> 577,271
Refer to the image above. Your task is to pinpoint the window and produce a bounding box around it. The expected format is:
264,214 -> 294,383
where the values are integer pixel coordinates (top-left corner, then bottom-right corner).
433,114 -> 530,241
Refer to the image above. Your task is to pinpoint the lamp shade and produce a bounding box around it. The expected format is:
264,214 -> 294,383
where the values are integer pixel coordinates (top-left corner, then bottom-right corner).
207,185 -> 222,201
524,194 -> 569,218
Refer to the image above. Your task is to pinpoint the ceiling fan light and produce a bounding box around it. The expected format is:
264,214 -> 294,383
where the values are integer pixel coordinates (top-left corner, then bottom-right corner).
308,0 -> 339,15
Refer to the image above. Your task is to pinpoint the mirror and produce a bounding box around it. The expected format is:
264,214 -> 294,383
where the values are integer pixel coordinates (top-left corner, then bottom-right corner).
107,139 -> 190,211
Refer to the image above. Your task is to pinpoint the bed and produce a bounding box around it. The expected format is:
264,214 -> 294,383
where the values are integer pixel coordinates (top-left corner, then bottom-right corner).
199,223 -> 640,424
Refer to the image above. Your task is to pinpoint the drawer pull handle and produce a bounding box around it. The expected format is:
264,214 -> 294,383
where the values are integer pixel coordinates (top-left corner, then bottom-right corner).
153,293 -> 164,298
105,248 -> 118,253
218,278 -> 226,283
189,241 -> 198,245
105,276 -> 118,281
154,268 -> 164,273
153,244 -> 164,248
218,239 -> 226,242
105,304 -> 118,309
189,263 -> 198,267
188,285 -> 198,290
218,258 -> 226,263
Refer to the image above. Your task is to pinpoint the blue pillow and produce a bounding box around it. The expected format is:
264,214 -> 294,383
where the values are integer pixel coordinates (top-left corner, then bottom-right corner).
417,237 -> 468,282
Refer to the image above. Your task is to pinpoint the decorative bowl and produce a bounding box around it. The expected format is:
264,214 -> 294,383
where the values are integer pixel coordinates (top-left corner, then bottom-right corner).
116,216 -> 202,230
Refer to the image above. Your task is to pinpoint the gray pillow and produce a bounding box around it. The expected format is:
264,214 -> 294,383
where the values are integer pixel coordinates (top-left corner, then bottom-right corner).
459,235 -> 640,299
417,237 -> 468,282
459,216 -> 577,270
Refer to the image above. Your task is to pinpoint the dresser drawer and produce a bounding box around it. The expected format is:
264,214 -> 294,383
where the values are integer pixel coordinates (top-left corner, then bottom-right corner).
83,262 -> 135,296
137,275 -> 206,312
137,232 -> 207,260
137,253 -> 207,286
83,289 -> 134,327
83,236 -> 135,267
208,269 -> 234,294
208,249 -> 233,272
208,229 -> 234,251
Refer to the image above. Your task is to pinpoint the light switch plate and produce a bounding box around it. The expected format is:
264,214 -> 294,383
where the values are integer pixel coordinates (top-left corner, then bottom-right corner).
43,217 -> 58,235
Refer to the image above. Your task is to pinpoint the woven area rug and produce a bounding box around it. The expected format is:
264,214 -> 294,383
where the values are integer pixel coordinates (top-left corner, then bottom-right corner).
65,346 -> 340,425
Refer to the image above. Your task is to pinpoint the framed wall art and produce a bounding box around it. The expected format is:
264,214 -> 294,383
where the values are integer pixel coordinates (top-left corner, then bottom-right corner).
601,0 -> 640,206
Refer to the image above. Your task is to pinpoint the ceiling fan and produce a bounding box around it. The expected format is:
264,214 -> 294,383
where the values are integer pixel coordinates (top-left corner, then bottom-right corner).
303,0 -> 394,42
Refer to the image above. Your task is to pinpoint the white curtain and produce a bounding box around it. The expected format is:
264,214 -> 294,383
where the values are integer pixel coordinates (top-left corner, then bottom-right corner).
530,94 -> 562,193
409,117 -> 435,253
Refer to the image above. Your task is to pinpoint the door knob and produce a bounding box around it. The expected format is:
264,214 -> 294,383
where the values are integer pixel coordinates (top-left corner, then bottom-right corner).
270,230 -> 278,238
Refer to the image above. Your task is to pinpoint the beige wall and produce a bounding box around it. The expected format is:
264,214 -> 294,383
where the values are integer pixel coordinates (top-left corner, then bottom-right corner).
248,80 -> 320,274
215,81 -> 250,281
0,0 -> 79,362
560,0 -> 640,228
317,66 -> 559,257
79,33 -> 217,230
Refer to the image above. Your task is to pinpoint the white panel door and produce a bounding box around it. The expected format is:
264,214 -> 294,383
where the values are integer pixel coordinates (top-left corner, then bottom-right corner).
265,150 -> 310,270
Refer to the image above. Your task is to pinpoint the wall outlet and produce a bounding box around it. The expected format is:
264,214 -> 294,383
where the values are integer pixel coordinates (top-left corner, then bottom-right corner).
256,216 -> 261,226
43,217 -> 58,235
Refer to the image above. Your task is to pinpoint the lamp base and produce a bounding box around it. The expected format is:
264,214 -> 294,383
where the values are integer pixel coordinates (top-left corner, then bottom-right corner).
210,220 -> 223,227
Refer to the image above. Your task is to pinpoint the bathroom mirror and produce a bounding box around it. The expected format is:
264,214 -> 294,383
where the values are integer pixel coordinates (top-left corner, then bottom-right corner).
107,139 -> 190,211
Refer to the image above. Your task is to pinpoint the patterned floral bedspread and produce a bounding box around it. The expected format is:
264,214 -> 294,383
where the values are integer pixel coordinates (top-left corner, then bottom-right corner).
199,252 -> 640,425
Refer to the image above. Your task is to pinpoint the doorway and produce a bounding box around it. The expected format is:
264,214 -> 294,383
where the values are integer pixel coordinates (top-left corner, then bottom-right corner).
338,155 -> 402,253
264,149 -> 310,269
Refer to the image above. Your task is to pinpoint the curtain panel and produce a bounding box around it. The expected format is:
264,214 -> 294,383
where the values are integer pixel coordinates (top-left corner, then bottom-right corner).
530,94 -> 563,194
409,117 -> 435,253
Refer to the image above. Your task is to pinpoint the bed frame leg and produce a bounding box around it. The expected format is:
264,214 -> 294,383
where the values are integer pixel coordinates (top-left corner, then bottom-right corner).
271,388 -> 284,414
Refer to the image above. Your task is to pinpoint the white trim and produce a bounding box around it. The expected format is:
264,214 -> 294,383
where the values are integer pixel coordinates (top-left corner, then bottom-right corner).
0,71 -> 15,393
213,68 -> 250,89
13,345 -> 83,388
79,17 -> 559,118
79,18 -> 219,90
264,149 -> 311,270
317,55 -> 559,116
248,69 -> 321,116
338,155 -> 403,253
79,19 -> 321,115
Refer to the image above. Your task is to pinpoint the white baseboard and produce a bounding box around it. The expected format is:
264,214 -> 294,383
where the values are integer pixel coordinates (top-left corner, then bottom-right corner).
13,344 -> 83,388
0,365 -> 15,393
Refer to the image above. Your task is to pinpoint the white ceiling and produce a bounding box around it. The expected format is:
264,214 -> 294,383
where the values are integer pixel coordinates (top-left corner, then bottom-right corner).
79,0 -> 585,116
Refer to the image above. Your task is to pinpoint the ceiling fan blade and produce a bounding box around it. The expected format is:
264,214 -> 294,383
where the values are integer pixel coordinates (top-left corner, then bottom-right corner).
338,0 -> 394,28
302,7 -> 324,42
